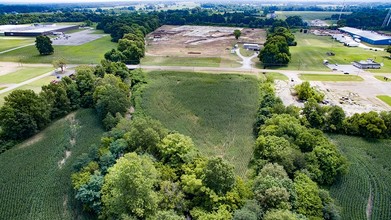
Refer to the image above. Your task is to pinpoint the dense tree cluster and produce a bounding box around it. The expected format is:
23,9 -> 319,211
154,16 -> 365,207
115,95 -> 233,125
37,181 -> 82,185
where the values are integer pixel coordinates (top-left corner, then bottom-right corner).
333,9 -> 391,30
35,36 -> 54,55
285,16 -> 306,28
71,117 -> 250,219
248,78 -> 347,219
294,81 -> 325,102
0,61 -> 144,152
259,25 -> 295,68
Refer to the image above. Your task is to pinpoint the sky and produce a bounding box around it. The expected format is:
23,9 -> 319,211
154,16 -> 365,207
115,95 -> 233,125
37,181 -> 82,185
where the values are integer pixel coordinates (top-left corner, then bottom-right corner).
0,0 -> 388,3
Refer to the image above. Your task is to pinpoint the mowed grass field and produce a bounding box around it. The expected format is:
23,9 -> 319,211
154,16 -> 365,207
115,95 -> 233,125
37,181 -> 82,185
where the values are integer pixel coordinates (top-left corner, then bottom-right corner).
0,109 -> 104,220
0,36 -> 117,64
0,75 -> 57,106
299,74 -> 363,81
0,66 -> 53,84
0,37 -> 34,52
140,71 -> 259,176
275,11 -> 351,20
258,33 -> 391,72
377,95 -> 391,106
329,135 -> 391,220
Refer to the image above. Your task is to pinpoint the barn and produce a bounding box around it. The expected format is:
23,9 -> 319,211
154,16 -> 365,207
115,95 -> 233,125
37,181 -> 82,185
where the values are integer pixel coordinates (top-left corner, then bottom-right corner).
338,27 -> 391,45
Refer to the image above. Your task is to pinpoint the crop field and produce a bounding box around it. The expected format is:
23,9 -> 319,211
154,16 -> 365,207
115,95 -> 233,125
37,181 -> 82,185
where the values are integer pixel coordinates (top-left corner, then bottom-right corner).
0,36 -> 117,64
0,109 -> 104,220
299,74 -> 363,81
329,134 -> 391,220
377,95 -> 391,106
256,33 -> 391,72
0,66 -> 53,84
140,71 -> 259,176
275,11 -> 351,21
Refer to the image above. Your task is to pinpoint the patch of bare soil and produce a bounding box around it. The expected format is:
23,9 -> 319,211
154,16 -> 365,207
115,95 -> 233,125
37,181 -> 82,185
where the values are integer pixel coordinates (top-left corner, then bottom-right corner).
366,189 -> 373,220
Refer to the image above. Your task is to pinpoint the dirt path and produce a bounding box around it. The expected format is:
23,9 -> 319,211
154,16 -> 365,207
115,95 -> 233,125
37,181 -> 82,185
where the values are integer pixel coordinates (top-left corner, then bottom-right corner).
366,189 -> 373,220
235,48 -> 258,69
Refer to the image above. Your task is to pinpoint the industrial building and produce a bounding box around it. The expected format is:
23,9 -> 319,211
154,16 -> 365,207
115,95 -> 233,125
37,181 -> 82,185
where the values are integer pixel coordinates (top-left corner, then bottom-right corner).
338,27 -> 391,45
353,59 -> 381,69
243,43 -> 260,51
0,24 -> 79,37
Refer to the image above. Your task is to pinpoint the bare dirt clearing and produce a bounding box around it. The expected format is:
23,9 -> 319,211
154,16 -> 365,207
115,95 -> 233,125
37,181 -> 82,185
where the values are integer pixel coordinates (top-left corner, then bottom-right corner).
145,25 -> 266,67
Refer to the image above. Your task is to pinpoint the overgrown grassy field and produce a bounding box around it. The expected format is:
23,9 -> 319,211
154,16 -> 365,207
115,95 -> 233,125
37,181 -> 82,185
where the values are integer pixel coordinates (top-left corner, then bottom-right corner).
0,36 -> 116,64
0,66 -> 53,84
140,71 -> 259,176
377,95 -> 391,106
275,11 -> 351,20
0,109 -> 104,220
0,37 -> 34,52
299,74 -> 363,81
329,134 -> 391,220
0,75 -> 57,106
257,33 -> 391,72
141,55 -> 241,68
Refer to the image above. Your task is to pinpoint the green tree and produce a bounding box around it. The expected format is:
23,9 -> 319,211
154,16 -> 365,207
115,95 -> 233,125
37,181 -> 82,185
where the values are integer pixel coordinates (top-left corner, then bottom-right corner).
52,58 -> 67,73
259,36 -> 291,68
325,106 -> 345,132
203,157 -> 236,195
157,133 -> 194,167
75,174 -> 103,214
233,29 -> 241,40
286,16 -> 305,27
264,209 -> 301,220
75,65 -> 96,107
93,74 -> 131,120
270,27 -> 296,46
35,35 -> 54,55
0,90 -> 50,139
41,82 -> 71,119
295,81 -> 324,102
386,46 -> 391,57
101,153 -> 159,219
294,172 -> 323,219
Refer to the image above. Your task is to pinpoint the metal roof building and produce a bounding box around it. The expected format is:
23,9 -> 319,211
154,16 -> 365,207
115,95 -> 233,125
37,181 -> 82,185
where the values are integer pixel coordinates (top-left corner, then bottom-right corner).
1,24 -> 79,37
338,27 -> 391,45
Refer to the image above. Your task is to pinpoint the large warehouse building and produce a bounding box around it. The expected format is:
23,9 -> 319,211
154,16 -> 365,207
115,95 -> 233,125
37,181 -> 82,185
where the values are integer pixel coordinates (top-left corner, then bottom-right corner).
0,24 -> 79,37
338,27 -> 391,45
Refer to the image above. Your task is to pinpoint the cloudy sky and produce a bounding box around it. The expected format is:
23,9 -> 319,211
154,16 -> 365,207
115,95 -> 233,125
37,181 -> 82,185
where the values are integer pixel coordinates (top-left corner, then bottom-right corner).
0,0 -> 388,3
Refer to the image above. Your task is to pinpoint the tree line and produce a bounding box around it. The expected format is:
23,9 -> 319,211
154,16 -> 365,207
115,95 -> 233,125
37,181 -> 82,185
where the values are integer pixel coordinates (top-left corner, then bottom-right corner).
333,9 -> 391,31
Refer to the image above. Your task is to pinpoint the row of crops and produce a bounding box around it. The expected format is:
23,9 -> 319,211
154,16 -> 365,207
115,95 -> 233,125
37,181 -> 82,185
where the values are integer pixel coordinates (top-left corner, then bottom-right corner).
0,109 -> 104,220
329,134 -> 391,220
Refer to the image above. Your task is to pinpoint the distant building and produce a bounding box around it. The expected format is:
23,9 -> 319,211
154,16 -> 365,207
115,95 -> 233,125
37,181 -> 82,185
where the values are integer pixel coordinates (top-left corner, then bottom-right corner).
243,43 -> 260,51
1,24 -> 79,37
353,59 -> 381,69
339,27 -> 391,45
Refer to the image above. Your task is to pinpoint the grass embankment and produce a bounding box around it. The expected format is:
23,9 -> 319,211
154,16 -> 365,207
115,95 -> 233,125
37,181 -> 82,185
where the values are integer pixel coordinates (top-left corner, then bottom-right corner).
140,71 -> 259,176
374,75 -> 391,82
377,95 -> 391,107
0,66 -> 53,84
256,33 -> 391,72
329,135 -> 391,220
0,109 -> 104,220
0,37 -> 34,52
0,36 -> 116,64
299,74 -> 363,81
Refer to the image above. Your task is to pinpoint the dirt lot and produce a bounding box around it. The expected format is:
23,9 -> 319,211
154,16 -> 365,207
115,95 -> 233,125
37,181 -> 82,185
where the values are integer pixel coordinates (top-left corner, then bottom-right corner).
275,71 -> 391,116
145,25 -> 266,65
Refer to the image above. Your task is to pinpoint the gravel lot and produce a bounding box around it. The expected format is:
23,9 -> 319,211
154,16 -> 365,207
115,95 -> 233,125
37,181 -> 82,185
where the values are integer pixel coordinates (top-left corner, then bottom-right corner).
52,29 -> 106,46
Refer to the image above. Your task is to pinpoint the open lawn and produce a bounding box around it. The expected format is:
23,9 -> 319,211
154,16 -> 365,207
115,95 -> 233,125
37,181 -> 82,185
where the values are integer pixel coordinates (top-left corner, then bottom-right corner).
0,66 -> 53,84
0,36 -> 116,64
329,134 -> 391,220
260,72 -> 289,81
257,33 -> 391,72
240,46 -> 256,57
374,75 -> 391,82
0,37 -> 34,52
377,95 -> 391,106
0,75 -> 57,106
275,11 -> 351,21
299,74 -> 363,81
0,109 -> 104,220
140,71 -> 259,176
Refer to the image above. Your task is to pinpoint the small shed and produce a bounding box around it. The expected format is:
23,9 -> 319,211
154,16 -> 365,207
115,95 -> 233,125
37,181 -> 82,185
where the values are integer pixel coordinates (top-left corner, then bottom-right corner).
353,59 -> 381,69
243,43 -> 260,51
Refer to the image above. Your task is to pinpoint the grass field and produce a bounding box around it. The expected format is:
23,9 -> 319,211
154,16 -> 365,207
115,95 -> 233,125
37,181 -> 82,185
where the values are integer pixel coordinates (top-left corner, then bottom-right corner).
256,33 -> 391,72
275,11 -> 351,21
329,134 -> 391,220
377,95 -> 391,106
0,66 -> 53,84
299,74 -> 364,81
374,75 -> 391,82
141,56 -> 221,67
0,109 -> 104,220
240,47 -> 256,57
140,71 -> 259,176
0,37 -> 34,52
0,36 -> 117,64
261,72 -> 289,81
